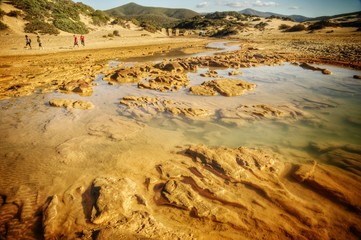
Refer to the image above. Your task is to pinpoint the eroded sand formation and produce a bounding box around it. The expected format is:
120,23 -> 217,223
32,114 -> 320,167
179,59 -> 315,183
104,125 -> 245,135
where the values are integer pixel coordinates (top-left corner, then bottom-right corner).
102,46 -> 287,94
118,95 -> 308,126
1,143 -> 360,239
189,79 -> 256,96
49,99 -> 94,110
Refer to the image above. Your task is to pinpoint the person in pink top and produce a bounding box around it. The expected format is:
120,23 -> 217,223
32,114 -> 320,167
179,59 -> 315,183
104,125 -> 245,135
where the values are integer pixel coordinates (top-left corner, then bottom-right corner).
80,35 -> 85,46
73,35 -> 79,48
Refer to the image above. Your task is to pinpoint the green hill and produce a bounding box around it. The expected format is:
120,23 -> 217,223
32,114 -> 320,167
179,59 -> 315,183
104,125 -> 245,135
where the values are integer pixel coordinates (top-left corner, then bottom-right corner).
105,2 -> 199,28
3,0 -> 110,34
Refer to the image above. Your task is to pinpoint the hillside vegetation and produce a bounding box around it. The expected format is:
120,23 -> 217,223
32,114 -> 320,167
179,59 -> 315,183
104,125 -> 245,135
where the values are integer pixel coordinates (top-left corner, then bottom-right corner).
175,10 -> 361,37
175,11 -> 261,36
106,2 -> 199,29
4,0 -> 110,34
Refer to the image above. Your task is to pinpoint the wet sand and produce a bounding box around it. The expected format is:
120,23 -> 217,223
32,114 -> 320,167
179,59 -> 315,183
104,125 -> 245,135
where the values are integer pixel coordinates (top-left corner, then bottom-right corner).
0,32 -> 361,239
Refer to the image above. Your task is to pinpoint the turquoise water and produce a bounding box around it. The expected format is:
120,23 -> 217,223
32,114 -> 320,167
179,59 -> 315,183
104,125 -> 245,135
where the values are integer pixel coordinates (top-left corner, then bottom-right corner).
136,64 -> 361,152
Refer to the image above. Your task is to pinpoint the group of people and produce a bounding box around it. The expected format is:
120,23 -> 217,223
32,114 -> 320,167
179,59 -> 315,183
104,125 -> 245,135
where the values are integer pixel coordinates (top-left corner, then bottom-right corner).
24,35 -> 42,50
24,34 -> 86,50
73,35 -> 85,48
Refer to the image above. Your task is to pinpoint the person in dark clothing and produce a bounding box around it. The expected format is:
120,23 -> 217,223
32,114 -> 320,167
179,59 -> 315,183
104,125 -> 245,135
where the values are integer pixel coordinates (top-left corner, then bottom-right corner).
37,35 -> 43,49
25,35 -> 32,49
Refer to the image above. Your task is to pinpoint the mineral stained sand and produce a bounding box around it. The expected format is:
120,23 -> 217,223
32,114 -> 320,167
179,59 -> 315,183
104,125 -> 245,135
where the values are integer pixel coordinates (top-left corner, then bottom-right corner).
0,43 -> 361,239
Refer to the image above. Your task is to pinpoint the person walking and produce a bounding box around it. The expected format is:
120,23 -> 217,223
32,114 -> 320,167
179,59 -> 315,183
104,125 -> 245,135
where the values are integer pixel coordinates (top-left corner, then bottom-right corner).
37,35 -> 43,49
25,35 -> 32,49
80,35 -> 85,46
73,35 -> 79,48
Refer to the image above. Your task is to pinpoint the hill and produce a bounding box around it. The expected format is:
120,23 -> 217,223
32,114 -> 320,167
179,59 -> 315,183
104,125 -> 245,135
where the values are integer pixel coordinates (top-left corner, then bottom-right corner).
312,11 -> 361,22
105,2 -> 199,28
239,8 -> 309,22
175,9 -> 361,38
0,0 -> 110,34
239,8 -> 361,23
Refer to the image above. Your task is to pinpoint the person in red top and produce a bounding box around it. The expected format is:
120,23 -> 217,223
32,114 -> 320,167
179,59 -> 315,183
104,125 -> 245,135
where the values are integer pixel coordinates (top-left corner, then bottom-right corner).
73,35 -> 79,48
80,35 -> 85,46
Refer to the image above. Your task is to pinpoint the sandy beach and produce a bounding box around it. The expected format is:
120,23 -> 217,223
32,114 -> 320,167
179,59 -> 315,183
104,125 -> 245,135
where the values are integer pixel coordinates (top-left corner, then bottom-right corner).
0,15 -> 361,240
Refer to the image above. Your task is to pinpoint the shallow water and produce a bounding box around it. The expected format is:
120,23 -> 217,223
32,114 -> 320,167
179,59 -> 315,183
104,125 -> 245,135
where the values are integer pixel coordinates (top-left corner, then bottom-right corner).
89,61 -> 361,151
0,43 -> 360,193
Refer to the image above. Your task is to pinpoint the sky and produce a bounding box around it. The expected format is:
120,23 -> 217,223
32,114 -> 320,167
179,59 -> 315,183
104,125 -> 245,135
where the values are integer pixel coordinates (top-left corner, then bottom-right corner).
77,0 -> 361,17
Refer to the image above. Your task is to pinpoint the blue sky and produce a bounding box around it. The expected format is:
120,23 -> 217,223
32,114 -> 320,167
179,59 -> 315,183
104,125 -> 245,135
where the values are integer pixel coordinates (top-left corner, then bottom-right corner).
77,0 -> 361,17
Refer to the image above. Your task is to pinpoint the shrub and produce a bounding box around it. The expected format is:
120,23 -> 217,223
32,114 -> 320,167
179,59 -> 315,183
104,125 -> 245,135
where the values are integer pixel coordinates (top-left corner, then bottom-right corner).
75,2 -> 94,13
308,20 -> 338,30
10,0 -> 106,34
255,22 -> 268,30
339,20 -> 361,28
107,33 -> 114,37
0,9 -> 5,19
140,22 -> 157,33
278,24 -> 290,30
0,20 -> 8,30
91,10 -> 109,26
7,10 -> 22,18
285,24 -> 306,32
52,4 -> 80,22
113,30 -> 120,36
13,0 -> 50,20
130,18 -> 140,26
211,27 -> 238,37
111,18 -> 129,28
53,18 -> 88,34
24,20 -> 59,34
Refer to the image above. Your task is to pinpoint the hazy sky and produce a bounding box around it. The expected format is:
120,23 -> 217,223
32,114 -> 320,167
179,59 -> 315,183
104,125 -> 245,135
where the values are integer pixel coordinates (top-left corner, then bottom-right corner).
77,0 -> 361,17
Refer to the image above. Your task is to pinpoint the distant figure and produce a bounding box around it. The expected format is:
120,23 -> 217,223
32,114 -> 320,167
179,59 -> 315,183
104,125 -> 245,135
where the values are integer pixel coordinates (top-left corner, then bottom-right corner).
80,35 -> 85,46
25,35 -> 32,49
37,35 -> 43,49
73,35 -> 79,48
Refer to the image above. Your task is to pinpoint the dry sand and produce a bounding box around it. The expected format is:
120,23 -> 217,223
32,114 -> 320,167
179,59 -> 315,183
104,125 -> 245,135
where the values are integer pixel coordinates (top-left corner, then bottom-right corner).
0,14 -> 361,240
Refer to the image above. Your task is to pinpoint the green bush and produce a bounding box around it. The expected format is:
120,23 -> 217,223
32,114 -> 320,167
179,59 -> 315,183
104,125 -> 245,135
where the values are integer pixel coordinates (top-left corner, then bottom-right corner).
130,18 -> 140,26
75,2 -> 94,14
24,20 -> 59,34
140,22 -> 157,33
91,10 -> 109,26
285,24 -> 306,32
13,0 -> 50,20
0,20 -> 8,30
53,18 -> 88,34
9,0 -> 105,34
